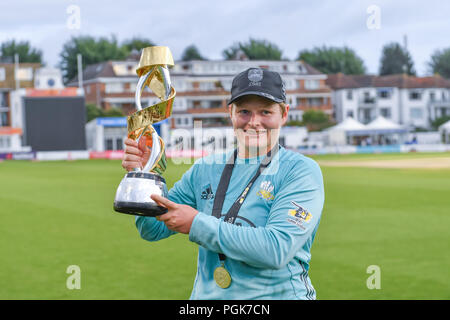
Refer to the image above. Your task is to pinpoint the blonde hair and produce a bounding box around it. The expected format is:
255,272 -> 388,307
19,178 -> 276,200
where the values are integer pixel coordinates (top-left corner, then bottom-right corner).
232,95 -> 287,117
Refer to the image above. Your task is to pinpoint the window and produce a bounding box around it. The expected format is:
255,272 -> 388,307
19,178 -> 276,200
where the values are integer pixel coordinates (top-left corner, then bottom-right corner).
0,137 -> 10,148
429,92 -> 435,101
362,92 -> 375,103
105,138 -> 114,150
346,90 -> 353,100
377,89 -> 391,99
307,98 -> 322,106
199,82 -> 215,91
110,103 -> 122,109
116,138 -> 123,150
209,101 -> 222,109
380,108 -> 391,118
346,110 -> 354,118
17,67 -> 33,81
410,108 -> 423,119
105,83 -> 124,93
304,80 -> 319,90
409,91 -> 422,100
284,79 -> 296,90
1,112 -> 8,126
363,109 -> 371,121
0,67 -> 5,81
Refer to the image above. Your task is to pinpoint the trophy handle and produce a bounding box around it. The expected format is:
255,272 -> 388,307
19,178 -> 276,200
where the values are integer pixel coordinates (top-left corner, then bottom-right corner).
141,127 -> 162,173
135,65 -> 172,111
132,65 -> 172,174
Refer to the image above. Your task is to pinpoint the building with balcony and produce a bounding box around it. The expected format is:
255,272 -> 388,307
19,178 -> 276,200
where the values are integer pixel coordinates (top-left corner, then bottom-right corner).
70,57 -> 333,130
326,73 -> 450,129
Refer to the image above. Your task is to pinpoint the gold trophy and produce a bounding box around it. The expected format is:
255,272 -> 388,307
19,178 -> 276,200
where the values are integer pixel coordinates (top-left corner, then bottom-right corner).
114,46 -> 176,216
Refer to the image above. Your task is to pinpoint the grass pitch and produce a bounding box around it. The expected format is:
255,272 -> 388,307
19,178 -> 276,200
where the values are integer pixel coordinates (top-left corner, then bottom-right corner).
0,153 -> 449,299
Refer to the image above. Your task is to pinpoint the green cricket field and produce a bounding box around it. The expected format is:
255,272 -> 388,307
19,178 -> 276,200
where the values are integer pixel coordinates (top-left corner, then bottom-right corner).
0,152 -> 449,299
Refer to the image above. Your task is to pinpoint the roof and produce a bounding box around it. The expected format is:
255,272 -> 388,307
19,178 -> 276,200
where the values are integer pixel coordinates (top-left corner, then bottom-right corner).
350,116 -> 407,135
70,59 -> 326,85
366,116 -> 404,130
326,116 -> 407,135
326,117 -> 366,131
301,61 -> 322,75
326,73 -> 450,89
25,88 -> 80,97
325,73 -> 360,89
67,61 -> 116,85
439,119 -> 450,130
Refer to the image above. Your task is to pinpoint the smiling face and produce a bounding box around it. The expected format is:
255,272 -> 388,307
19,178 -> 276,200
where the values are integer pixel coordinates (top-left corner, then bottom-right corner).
229,95 -> 289,158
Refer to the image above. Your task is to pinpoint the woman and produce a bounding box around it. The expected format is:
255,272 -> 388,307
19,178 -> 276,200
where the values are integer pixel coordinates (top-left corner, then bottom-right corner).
121,68 -> 325,299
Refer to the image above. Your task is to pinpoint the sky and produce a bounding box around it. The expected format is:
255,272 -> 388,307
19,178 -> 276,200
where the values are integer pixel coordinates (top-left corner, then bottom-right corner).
0,0 -> 449,76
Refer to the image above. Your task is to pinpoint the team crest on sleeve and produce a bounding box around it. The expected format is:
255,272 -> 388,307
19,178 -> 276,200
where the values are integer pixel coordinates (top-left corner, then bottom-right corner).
257,180 -> 274,201
287,201 -> 312,229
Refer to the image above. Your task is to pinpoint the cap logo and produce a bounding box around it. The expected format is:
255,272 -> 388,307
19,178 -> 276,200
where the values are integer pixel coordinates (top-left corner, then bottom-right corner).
248,69 -> 263,83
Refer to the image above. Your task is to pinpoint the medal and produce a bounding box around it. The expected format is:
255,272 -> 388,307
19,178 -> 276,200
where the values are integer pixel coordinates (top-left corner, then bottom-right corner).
211,145 -> 279,290
214,264 -> 231,289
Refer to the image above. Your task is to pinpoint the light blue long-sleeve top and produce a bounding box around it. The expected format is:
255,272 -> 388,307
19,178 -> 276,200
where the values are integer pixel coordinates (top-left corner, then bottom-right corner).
135,146 -> 325,300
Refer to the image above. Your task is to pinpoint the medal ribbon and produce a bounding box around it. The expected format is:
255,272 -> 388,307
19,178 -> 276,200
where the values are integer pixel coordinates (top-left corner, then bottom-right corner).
212,144 -> 280,263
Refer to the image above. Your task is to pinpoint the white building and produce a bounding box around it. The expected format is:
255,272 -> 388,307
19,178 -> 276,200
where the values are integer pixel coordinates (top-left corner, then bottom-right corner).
326,73 -> 450,130
34,67 -> 65,90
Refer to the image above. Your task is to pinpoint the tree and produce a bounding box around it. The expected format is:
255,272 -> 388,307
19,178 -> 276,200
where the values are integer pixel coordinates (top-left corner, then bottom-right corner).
86,103 -> 104,122
59,35 -> 129,83
223,38 -> 283,60
300,109 -> 335,131
285,120 -> 303,127
431,115 -> 450,130
104,107 -> 124,117
122,37 -> 155,53
297,46 -> 366,75
181,45 -> 206,61
86,104 -> 124,123
379,42 -> 416,76
428,48 -> 450,79
0,40 -> 43,63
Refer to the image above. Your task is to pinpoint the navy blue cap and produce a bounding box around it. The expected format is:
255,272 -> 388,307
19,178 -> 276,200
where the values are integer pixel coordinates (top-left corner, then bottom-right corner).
228,68 -> 286,105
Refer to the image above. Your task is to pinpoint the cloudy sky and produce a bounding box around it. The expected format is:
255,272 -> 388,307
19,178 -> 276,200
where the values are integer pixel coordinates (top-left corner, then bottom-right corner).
0,0 -> 449,75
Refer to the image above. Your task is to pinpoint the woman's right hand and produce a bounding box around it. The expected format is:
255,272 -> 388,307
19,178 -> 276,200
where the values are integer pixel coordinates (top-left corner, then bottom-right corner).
121,136 -> 152,172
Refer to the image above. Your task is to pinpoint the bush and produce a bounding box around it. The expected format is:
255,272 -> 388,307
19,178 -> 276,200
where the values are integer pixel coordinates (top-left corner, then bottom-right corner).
85,104 -> 124,123
431,115 -> 450,130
